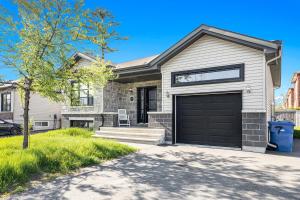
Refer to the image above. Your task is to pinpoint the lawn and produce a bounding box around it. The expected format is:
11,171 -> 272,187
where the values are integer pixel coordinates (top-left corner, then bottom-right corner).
295,126 -> 300,139
0,128 -> 136,194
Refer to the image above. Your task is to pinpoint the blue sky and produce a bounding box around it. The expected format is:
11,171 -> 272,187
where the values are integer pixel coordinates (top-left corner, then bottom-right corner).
1,0 -> 300,98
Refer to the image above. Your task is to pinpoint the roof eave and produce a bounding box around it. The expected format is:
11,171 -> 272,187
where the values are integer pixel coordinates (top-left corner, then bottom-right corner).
150,25 -> 280,68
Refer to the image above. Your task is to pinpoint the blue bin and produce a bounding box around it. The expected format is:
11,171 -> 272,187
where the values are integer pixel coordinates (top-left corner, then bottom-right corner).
268,121 -> 295,152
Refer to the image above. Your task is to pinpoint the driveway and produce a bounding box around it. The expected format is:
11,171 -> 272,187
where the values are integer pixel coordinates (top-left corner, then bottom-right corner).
8,141 -> 300,200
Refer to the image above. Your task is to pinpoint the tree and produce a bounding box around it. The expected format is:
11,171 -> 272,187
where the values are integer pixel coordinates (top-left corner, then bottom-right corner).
0,0 -> 122,149
77,8 -> 127,59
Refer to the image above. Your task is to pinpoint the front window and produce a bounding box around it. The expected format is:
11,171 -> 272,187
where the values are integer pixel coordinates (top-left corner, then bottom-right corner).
1,92 -> 11,112
71,82 -> 94,106
171,64 -> 244,87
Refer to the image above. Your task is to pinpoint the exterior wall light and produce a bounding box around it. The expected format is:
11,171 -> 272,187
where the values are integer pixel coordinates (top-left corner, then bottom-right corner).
245,85 -> 251,94
166,91 -> 170,98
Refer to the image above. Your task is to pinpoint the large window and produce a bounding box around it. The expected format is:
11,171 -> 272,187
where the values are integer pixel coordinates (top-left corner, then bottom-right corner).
1,92 -> 11,112
71,82 -> 94,106
171,64 -> 244,87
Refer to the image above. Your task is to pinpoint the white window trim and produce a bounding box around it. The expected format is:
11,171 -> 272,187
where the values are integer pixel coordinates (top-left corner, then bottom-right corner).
34,121 -> 50,127
0,91 -> 13,112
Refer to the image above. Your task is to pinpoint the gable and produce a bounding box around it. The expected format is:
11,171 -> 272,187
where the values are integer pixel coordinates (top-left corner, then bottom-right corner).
161,35 -> 263,68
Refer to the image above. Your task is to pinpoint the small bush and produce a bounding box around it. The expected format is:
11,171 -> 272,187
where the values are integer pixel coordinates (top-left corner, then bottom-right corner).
0,128 -> 136,194
294,127 -> 300,139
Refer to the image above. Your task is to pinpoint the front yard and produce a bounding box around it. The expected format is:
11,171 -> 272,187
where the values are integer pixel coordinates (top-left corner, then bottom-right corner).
0,128 -> 136,194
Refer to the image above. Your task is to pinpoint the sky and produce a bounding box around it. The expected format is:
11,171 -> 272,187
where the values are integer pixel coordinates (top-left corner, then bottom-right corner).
1,0 -> 300,99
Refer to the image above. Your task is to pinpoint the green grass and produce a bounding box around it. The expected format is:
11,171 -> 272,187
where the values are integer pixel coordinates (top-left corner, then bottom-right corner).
0,128 -> 136,194
295,127 -> 300,139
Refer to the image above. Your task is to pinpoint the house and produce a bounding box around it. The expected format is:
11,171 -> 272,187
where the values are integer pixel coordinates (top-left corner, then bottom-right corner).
0,84 -> 62,131
61,24 -> 282,153
284,72 -> 300,109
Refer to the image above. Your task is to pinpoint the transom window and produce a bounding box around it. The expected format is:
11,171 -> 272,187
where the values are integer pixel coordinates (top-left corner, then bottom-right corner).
171,64 -> 244,87
1,92 -> 11,112
71,82 -> 94,106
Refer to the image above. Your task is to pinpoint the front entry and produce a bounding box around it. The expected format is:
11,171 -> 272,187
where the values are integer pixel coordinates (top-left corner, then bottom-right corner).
137,87 -> 157,123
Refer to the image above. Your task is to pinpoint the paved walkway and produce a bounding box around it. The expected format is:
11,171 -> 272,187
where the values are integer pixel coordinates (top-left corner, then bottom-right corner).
8,141 -> 300,200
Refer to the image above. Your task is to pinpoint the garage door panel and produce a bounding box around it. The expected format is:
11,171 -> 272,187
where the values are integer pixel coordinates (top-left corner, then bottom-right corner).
176,93 -> 242,148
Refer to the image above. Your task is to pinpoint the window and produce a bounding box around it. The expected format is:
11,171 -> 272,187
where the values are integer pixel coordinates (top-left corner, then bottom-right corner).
70,120 -> 94,128
34,121 -> 49,127
171,64 -> 244,87
71,82 -> 94,106
1,92 -> 11,112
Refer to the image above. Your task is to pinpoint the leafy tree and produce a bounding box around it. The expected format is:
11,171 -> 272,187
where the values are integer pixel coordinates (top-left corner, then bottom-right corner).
78,8 -> 127,59
0,0 -> 122,149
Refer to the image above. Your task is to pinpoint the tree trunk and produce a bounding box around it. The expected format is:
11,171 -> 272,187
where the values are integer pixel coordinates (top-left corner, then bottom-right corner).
23,79 -> 31,149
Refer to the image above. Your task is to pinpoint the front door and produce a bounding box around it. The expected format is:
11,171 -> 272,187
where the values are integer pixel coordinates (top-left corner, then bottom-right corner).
137,87 -> 157,123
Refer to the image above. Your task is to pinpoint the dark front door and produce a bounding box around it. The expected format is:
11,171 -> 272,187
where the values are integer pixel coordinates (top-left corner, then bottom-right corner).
176,93 -> 242,148
137,87 -> 157,123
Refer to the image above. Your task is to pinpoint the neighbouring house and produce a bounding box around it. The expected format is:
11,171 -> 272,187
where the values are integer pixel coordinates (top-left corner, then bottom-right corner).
61,24 -> 282,153
284,72 -> 300,109
0,83 -> 62,131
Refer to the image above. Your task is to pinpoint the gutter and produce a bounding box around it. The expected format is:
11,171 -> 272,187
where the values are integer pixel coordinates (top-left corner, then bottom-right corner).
265,47 -> 282,149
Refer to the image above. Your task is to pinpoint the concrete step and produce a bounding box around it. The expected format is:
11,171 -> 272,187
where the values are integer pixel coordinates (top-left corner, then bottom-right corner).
94,127 -> 165,145
99,127 -> 165,134
93,134 -> 162,145
97,131 -> 162,139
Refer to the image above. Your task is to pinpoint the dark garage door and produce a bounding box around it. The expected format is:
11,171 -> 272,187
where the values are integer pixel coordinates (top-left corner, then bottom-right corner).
176,93 -> 242,148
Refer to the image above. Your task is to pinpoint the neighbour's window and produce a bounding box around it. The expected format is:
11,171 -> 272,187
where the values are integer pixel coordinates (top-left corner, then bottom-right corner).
34,121 -> 49,127
71,82 -> 94,106
1,92 -> 11,112
171,64 -> 244,87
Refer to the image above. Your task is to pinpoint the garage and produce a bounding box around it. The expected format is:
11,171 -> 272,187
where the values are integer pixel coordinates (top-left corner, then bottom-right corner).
175,93 -> 242,148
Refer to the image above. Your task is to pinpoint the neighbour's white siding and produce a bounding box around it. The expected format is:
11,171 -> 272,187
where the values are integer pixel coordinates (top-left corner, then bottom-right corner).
266,62 -> 274,121
161,35 -> 266,112
13,90 -> 62,130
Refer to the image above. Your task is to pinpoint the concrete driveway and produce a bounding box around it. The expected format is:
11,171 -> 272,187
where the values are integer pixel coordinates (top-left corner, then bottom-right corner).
8,141 -> 300,200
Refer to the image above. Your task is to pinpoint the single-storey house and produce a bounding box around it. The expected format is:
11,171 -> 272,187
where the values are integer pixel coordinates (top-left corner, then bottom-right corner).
61,24 -> 282,153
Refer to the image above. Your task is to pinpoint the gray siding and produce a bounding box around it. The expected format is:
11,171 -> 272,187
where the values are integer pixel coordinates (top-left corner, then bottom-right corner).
161,35 -> 266,113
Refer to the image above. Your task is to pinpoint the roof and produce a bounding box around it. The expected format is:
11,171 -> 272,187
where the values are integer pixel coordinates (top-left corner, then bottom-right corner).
115,55 -> 159,70
0,80 -> 17,89
150,24 -> 281,67
73,24 -> 282,86
73,52 -> 96,62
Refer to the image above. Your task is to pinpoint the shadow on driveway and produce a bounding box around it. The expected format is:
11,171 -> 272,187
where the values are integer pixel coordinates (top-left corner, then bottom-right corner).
8,145 -> 300,200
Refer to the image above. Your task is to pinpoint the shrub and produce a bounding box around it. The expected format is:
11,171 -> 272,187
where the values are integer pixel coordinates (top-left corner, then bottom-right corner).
0,128 -> 136,194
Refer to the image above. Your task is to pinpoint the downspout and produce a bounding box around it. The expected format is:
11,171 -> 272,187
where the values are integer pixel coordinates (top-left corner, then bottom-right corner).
265,47 -> 282,149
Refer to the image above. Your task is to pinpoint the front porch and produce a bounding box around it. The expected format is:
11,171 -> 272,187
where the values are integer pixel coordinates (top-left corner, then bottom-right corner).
61,78 -> 173,143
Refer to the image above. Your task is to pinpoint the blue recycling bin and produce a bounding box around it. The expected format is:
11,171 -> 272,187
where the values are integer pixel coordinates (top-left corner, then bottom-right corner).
268,121 -> 295,152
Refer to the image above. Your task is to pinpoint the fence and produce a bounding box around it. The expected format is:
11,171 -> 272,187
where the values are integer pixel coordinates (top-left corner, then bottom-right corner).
274,110 -> 300,126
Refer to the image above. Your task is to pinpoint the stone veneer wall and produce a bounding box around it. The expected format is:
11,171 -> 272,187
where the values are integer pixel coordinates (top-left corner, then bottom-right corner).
61,113 -> 118,130
242,112 -> 267,149
103,80 -> 162,126
148,112 -> 172,142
